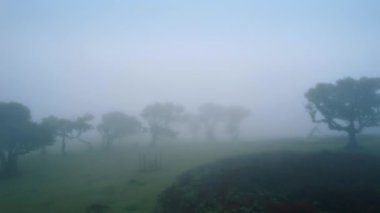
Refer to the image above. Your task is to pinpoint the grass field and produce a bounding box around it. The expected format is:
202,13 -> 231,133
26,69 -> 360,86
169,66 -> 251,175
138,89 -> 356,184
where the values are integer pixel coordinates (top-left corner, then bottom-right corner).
0,136 -> 379,213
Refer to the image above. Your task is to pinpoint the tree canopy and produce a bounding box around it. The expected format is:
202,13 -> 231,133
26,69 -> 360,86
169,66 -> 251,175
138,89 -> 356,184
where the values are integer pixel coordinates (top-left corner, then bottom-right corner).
98,111 -> 142,149
305,77 -> 380,148
0,102 -> 54,176
42,114 -> 94,155
198,103 -> 226,141
142,102 -> 184,145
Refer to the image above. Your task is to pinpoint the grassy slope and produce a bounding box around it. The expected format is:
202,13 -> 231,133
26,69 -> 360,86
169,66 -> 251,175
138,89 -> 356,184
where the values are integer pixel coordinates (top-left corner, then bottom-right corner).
0,136 -> 378,213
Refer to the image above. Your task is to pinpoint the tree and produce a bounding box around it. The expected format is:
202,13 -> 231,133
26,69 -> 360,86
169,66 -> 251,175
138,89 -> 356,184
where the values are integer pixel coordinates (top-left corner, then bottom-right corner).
42,114 -> 94,155
142,102 -> 185,146
198,103 -> 225,141
71,114 -> 94,150
42,116 -> 74,155
97,111 -> 142,149
307,124 -> 321,138
224,106 -> 250,140
0,102 -> 54,176
305,77 -> 380,149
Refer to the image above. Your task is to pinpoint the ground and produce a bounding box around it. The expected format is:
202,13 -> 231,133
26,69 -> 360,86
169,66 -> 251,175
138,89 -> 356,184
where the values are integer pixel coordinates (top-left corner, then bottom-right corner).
0,135 -> 379,213
158,149 -> 380,212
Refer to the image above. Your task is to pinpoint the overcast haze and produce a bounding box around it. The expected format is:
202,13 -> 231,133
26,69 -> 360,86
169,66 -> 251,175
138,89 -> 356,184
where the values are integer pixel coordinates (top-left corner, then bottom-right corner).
1,0 -> 379,138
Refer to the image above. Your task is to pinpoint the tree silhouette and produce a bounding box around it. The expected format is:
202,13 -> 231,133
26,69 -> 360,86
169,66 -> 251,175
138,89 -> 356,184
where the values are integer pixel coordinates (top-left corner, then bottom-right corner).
0,102 -> 54,176
142,102 -> 184,146
198,103 -> 225,141
42,114 -> 94,155
71,114 -> 94,150
305,77 -> 380,149
98,111 -> 142,149
224,106 -> 250,140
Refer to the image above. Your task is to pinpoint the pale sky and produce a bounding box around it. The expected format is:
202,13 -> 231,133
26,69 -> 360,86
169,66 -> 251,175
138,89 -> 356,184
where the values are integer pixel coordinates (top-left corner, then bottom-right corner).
1,0 -> 379,138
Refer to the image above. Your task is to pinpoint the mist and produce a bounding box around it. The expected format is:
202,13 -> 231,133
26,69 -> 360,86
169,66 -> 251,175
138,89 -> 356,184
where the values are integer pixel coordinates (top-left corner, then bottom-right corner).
1,1 -> 379,139
2,1 -> 380,213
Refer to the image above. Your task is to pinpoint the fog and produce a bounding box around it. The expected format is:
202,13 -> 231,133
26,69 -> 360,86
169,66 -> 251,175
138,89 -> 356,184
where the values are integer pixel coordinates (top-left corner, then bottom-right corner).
1,0 -> 379,139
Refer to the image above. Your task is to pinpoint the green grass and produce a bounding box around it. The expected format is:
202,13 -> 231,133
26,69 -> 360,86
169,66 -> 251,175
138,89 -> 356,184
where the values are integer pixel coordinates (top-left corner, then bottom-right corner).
0,135 -> 379,213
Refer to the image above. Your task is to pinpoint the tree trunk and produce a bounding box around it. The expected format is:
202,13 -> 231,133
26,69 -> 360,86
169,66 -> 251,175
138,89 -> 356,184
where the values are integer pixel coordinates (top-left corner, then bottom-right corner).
346,130 -> 359,150
0,151 -> 19,177
0,151 -> 5,173
7,155 -> 18,174
61,136 -> 67,156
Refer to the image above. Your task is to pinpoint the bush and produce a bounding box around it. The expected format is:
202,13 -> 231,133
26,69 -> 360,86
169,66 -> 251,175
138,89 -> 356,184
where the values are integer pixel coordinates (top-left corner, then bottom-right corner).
157,151 -> 380,213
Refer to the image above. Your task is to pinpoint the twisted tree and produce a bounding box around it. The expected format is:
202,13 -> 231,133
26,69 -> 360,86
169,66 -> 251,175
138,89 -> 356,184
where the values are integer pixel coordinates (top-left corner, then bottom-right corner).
305,77 -> 380,149
42,114 -> 94,155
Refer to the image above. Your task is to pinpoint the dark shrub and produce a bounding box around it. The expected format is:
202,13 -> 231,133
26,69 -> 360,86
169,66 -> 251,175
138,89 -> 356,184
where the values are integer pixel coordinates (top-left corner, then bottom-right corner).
157,151 -> 380,213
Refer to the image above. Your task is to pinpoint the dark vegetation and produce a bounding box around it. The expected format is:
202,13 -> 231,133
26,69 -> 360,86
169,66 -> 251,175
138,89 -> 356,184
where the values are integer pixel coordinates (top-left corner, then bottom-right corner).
85,203 -> 109,213
158,151 -> 380,213
0,102 -> 53,177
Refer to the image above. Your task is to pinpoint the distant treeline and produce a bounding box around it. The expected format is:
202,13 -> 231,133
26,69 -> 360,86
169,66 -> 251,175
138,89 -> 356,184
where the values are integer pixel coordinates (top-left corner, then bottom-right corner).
1,76 -> 379,177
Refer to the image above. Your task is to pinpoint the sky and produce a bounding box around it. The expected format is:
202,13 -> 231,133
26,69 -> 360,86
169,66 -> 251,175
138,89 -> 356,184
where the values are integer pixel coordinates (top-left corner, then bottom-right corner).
0,0 -> 379,138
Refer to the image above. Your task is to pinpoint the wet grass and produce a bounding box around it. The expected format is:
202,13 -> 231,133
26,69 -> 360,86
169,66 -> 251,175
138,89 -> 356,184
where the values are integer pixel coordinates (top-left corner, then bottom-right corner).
0,135 -> 379,212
